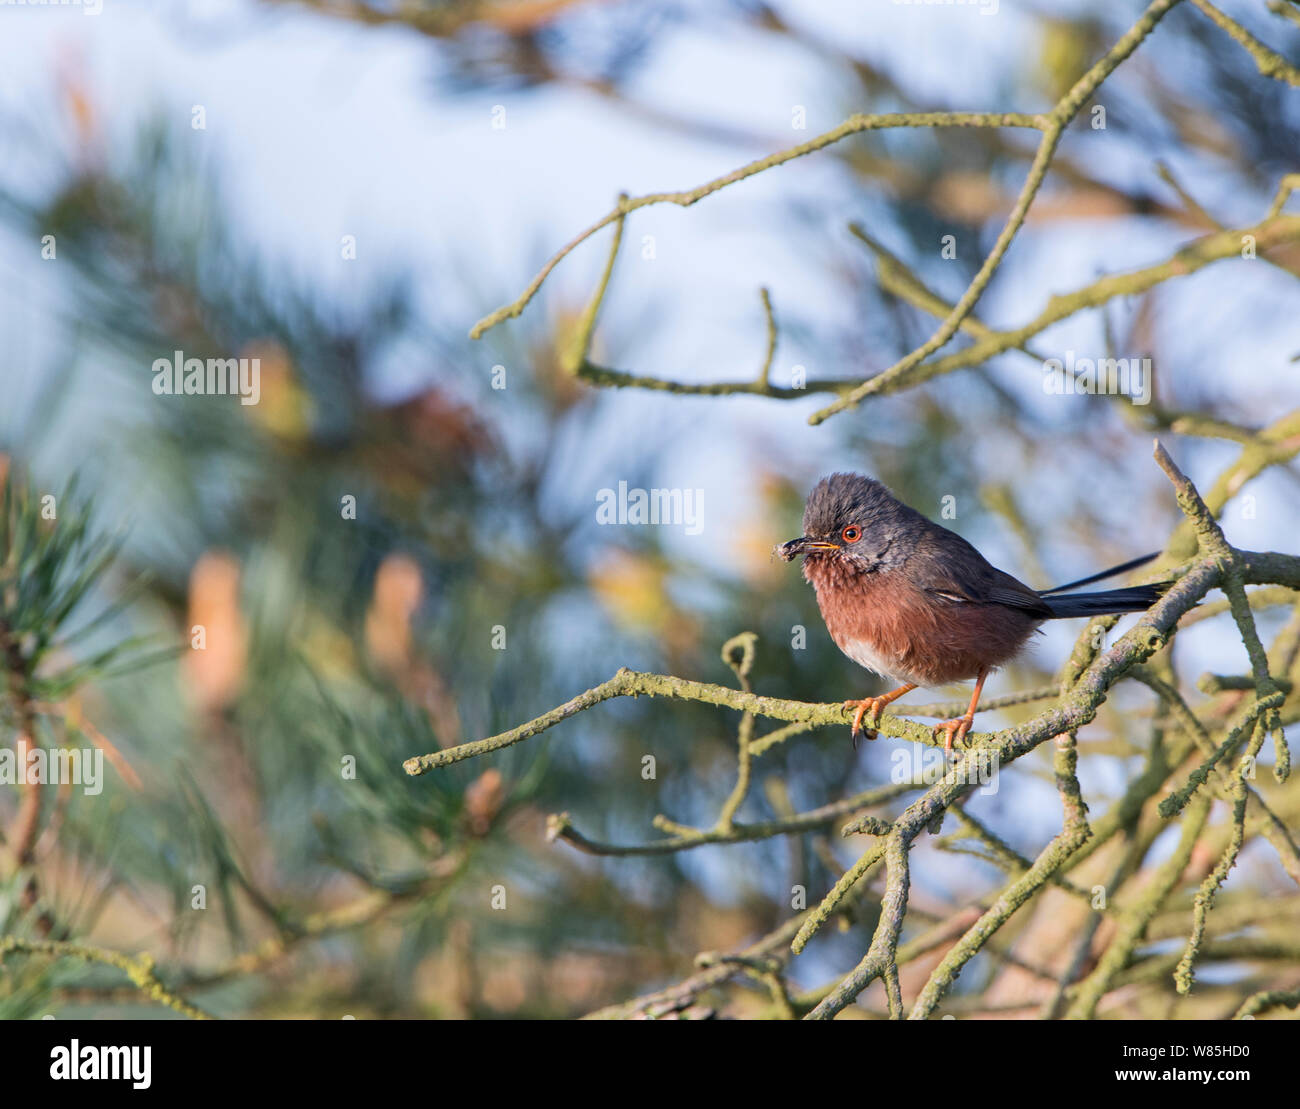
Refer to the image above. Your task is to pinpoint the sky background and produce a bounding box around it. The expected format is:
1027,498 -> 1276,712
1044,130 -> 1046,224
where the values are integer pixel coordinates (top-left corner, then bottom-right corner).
3,1 -> 1294,606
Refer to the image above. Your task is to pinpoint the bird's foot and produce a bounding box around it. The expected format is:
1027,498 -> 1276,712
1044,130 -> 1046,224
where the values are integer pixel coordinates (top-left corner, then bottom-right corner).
843,698 -> 887,746
843,684 -> 919,748
933,713 -> 975,754
842,702 -> 883,743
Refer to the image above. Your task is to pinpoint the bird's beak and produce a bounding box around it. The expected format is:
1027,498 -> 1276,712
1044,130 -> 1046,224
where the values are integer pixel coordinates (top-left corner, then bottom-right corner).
776,536 -> 840,561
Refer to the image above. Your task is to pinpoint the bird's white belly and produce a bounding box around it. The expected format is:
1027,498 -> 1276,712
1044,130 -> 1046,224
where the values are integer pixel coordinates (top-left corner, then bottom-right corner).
838,637 -> 919,685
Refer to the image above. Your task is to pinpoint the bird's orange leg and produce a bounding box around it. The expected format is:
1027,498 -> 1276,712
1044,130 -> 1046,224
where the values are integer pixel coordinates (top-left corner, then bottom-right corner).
933,669 -> 988,753
844,684 -> 917,744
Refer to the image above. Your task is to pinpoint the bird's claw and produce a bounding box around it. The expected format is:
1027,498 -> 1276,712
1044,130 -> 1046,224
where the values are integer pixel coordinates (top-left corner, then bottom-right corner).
933,715 -> 974,754
844,697 -> 888,746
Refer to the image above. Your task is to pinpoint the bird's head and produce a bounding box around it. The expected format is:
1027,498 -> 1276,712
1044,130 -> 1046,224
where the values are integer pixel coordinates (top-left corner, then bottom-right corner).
775,472 -> 910,573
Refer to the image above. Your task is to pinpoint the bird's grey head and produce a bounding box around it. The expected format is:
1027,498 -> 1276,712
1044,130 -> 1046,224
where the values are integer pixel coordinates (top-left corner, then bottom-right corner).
776,472 -> 915,571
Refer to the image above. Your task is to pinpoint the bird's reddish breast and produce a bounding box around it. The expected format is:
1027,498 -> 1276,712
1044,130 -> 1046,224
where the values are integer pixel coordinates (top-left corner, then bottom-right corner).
804,556 -> 1039,685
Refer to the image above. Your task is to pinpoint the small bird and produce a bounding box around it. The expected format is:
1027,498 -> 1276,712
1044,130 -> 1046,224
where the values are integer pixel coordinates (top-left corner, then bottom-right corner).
778,472 -> 1166,751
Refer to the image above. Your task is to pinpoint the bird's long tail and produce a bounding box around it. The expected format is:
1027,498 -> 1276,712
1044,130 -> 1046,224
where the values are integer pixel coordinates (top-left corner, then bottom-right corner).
1037,551 -> 1168,619
1040,586 -> 1165,619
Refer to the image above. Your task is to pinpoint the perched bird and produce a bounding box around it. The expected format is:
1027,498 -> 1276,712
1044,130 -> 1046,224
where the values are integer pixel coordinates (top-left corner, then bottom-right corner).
778,472 -> 1166,750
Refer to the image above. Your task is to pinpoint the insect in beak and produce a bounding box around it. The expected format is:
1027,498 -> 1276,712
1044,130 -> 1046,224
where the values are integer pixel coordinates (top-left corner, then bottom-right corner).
776,536 -> 840,561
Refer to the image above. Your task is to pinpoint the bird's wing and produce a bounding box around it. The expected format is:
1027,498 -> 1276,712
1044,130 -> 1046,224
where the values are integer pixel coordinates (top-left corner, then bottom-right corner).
908,525 -> 1052,616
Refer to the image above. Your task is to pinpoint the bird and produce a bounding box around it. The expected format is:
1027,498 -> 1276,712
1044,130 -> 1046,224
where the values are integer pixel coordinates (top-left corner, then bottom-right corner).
777,472 -> 1167,751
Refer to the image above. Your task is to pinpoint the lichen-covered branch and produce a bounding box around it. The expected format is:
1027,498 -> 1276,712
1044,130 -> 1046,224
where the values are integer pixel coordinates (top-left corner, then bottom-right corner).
454,0 -> 1300,428
469,111 -> 1046,341
1191,0 -> 1300,86
400,439 -> 1300,1019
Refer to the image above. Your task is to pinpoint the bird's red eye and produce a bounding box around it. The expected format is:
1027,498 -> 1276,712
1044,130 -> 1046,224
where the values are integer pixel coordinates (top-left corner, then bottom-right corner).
841,525 -> 862,543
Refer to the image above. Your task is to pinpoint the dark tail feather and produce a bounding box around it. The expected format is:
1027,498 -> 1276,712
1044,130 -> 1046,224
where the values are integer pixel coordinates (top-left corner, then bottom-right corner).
1040,551 -> 1160,595
1040,584 -> 1165,619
